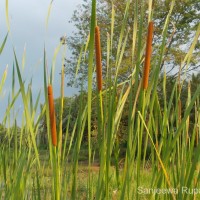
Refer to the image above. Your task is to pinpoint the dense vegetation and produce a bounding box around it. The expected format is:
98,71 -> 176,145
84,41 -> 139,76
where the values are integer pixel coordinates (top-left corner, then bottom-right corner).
66,0 -> 200,86
0,0 -> 200,199
38,72 -> 200,156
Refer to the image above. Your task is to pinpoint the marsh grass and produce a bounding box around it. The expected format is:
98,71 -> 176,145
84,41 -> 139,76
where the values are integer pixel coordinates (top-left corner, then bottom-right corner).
0,0 -> 200,200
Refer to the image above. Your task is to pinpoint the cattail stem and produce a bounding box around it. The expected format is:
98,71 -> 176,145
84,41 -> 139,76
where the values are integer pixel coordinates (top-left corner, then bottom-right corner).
48,85 -> 57,147
143,21 -> 154,90
95,26 -> 103,92
178,99 -> 182,124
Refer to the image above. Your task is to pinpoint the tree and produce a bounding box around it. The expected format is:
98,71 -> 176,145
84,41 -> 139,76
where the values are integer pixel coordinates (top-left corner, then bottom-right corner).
0,123 -> 6,142
190,72 -> 200,95
65,0 -> 200,86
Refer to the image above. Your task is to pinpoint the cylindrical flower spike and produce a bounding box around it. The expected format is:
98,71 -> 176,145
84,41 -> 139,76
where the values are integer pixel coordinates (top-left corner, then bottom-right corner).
143,21 -> 154,90
48,85 -> 57,146
95,26 -> 103,91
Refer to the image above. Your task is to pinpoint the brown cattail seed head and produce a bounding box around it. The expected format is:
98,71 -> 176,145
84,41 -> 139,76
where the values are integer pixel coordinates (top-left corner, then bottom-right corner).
95,26 -> 103,92
143,21 -> 154,90
48,85 -> 57,146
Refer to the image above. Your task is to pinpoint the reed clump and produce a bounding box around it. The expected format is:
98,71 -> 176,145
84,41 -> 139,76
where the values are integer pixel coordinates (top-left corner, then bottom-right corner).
0,1 -> 200,200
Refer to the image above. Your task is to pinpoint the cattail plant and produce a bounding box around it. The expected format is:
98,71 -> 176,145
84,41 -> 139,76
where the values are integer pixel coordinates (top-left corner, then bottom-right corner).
1,1 -> 200,199
95,26 -> 103,92
48,85 -> 57,146
143,21 -> 154,90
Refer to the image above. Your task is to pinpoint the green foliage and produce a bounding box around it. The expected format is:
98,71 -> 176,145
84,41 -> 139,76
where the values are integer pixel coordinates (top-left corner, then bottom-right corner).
0,123 -> 6,142
41,72 -> 200,152
1,0 -> 200,199
66,0 -> 200,86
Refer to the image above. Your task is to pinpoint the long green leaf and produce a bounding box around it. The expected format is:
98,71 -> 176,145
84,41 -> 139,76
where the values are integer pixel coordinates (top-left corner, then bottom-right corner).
0,33 -> 8,55
0,66 -> 8,94
87,0 -> 96,198
5,0 -> 10,31
14,51 -> 40,167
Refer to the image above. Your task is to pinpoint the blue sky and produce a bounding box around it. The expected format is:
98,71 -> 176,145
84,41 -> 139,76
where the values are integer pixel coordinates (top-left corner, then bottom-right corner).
0,0 -> 83,124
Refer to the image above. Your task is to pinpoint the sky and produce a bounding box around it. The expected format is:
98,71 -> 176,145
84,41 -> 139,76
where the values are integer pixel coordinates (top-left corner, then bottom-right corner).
0,0 -> 83,124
